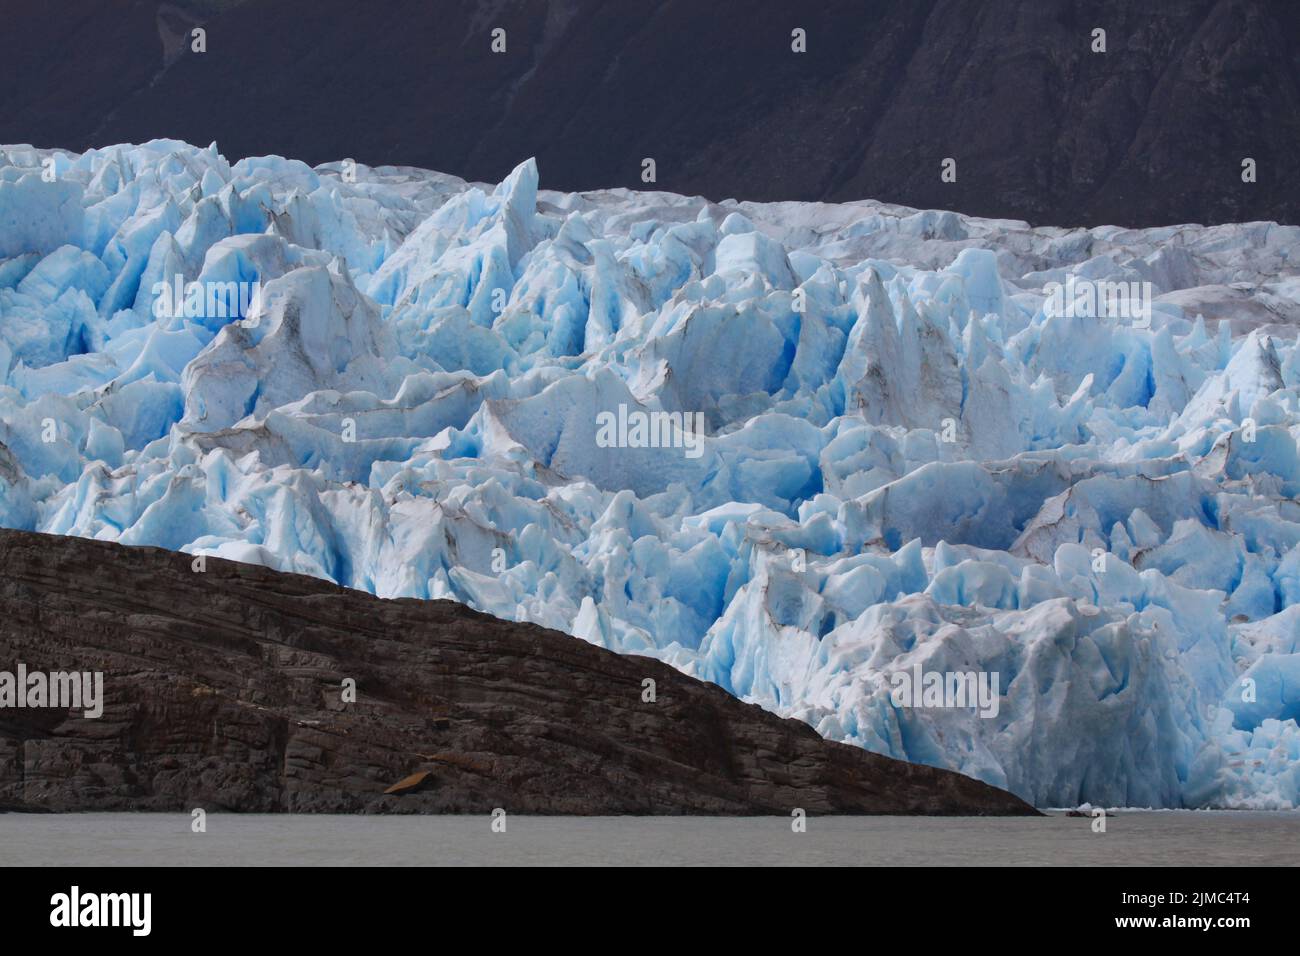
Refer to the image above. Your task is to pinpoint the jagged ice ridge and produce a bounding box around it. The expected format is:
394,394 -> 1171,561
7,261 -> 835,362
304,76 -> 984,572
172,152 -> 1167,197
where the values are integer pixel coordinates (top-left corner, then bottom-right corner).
2,140 -> 1299,808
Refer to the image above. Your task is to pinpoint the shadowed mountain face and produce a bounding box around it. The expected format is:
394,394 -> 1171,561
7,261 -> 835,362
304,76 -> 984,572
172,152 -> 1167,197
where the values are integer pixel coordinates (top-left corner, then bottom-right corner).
0,532 -> 1037,815
1,0 -> 1295,227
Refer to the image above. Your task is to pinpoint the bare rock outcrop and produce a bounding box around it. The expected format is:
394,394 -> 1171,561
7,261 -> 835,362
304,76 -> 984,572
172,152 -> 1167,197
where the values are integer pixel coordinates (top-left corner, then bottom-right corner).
0,530 -> 1037,815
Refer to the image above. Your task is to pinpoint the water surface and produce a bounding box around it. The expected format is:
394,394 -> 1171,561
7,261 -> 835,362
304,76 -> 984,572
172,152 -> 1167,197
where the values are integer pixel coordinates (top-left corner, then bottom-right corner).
2,811 -> 1296,866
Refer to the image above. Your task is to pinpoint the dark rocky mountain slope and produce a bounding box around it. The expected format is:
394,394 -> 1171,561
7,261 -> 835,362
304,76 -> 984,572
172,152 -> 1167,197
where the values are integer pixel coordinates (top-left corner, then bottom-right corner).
0,531 -> 1036,815
0,0 -> 1295,227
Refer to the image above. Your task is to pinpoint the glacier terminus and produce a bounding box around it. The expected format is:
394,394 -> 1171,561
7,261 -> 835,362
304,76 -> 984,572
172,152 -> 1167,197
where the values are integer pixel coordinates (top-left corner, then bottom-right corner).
1,140 -> 1299,810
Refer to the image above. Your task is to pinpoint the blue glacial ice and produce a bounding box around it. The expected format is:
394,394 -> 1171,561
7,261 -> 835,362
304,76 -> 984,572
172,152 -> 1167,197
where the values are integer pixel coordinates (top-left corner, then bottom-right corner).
2,139 -> 1300,808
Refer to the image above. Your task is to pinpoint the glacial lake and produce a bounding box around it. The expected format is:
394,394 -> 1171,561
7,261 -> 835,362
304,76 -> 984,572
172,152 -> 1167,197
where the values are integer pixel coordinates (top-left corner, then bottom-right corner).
1,811 -> 1297,866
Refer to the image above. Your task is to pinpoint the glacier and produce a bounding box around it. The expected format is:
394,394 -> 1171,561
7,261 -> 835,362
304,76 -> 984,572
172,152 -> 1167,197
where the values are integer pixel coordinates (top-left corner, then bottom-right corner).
2,139 -> 1299,809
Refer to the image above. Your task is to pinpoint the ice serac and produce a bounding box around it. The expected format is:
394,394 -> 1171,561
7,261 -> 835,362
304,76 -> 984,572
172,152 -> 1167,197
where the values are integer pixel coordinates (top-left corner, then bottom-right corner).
182,261 -> 398,432
2,140 -> 1300,809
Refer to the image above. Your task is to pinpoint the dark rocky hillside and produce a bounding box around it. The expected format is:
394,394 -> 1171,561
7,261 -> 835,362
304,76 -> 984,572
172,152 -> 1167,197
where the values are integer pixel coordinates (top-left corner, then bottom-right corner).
0,531 -> 1037,815
0,0 -> 1295,227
